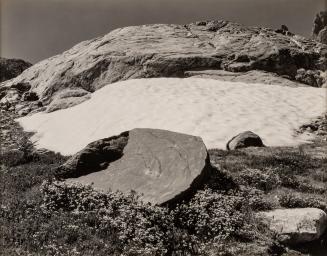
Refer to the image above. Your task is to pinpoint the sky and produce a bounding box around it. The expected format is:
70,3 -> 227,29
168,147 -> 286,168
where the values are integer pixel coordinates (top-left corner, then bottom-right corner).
1,0 -> 326,63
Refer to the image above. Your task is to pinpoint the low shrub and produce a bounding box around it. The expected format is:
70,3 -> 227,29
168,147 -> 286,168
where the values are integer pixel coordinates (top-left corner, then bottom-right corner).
172,188 -> 258,243
235,168 -> 281,192
238,187 -> 274,211
40,181 -> 174,255
279,193 -> 327,212
37,181 -> 271,255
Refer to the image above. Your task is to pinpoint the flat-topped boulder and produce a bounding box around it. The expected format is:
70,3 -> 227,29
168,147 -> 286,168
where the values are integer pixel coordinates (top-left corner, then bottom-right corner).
259,208 -> 327,245
63,128 -> 215,205
2,20 -> 326,114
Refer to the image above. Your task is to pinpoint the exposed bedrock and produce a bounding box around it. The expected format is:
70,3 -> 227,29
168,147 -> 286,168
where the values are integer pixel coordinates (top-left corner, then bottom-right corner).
1,20 -> 326,115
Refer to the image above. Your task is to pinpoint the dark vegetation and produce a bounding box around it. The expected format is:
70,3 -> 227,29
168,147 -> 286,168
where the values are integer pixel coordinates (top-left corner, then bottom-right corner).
1,110 -> 326,255
0,58 -> 32,83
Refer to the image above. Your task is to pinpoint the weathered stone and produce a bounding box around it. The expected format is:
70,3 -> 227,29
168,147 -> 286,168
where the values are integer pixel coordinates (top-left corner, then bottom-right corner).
54,88 -> 90,99
313,11 -> 327,42
17,106 -> 31,116
45,88 -> 91,112
259,208 -> 327,245
227,131 -> 264,150
0,90 -> 20,105
0,82 -> 34,111
275,25 -> 294,36
297,114 -> 327,141
46,95 -> 91,113
65,128 -> 214,205
0,58 -> 32,82
295,68 -> 324,87
14,101 -> 42,116
318,27 -> 327,45
59,131 -> 129,178
1,20 -> 326,109
185,70 -> 306,87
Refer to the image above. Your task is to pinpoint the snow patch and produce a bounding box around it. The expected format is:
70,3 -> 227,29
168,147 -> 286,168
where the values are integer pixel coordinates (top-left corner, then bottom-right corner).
18,78 -> 326,155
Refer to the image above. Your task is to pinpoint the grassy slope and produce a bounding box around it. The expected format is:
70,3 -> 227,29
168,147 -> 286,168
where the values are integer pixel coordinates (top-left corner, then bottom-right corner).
208,141 -> 327,255
209,142 -> 327,210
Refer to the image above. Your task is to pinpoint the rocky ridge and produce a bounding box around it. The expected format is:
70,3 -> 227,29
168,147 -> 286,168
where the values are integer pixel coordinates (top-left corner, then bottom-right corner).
1,20 -> 326,115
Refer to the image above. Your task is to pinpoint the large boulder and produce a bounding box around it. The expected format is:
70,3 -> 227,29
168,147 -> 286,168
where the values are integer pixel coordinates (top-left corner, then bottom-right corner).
226,131 -> 264,150
259,208 -> 327,245
1,20 -> 326,113
63,128 -> 215,205
0,58 -> 32,82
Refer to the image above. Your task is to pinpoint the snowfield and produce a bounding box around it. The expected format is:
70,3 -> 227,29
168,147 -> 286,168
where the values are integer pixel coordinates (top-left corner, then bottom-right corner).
18,78 -> 326,155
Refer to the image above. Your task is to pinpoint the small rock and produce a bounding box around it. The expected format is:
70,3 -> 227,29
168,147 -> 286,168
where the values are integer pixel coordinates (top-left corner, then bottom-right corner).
258,208 -> 327,245
275,25 -> 294,36
226,131 -> 264,150
206,20 -> 228,32
195,21 -> 207,26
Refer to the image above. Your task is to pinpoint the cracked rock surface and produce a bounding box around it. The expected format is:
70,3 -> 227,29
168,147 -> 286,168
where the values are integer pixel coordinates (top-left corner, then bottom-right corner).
65,128 -> 214,205
1,20 -> 326,115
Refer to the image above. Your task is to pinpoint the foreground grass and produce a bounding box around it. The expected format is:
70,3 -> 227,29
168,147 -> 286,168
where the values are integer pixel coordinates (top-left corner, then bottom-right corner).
0,150 -> 278,256
1,110 -> 326,255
